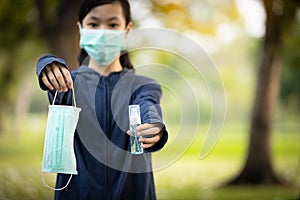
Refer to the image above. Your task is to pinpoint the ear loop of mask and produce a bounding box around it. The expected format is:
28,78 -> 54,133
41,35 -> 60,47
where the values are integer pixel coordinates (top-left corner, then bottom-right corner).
51,89 -> 77,106
42,88 -> 78,191
42,174 -> 73,191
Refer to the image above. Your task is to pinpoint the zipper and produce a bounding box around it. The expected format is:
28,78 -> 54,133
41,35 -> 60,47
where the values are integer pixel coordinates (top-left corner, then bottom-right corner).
105,77 -> 111,200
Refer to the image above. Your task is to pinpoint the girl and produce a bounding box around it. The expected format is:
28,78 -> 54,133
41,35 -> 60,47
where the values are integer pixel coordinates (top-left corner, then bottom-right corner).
36,0 -> 168,199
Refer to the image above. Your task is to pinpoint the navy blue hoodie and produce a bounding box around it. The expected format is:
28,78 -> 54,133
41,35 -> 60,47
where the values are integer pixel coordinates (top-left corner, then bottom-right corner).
36,55 -> 168,200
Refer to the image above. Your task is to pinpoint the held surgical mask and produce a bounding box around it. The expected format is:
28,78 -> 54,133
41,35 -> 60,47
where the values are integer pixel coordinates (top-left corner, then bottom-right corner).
79,26 -> 126,66
42,89 -> 81,190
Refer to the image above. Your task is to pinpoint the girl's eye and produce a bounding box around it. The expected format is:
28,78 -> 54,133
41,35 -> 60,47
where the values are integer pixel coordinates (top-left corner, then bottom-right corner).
110,23 -> 119,28
87,23 -> 97,28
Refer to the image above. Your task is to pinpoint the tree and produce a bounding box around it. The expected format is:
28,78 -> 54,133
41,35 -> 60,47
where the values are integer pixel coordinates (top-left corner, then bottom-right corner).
229,0 -> 300,184
0,0 -> 80,133
35,0 -> 80,68
0,1 -> 37,133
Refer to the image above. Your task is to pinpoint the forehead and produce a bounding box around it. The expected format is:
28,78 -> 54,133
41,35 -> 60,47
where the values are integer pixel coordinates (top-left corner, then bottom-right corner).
84,2 -> 125,21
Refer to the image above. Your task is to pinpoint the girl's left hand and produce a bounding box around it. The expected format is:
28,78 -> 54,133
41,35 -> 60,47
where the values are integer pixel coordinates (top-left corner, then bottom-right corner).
127,123 -> 164,149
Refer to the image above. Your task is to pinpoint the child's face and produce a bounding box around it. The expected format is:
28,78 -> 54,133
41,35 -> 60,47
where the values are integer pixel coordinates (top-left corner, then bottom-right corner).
82,2 -> 127,31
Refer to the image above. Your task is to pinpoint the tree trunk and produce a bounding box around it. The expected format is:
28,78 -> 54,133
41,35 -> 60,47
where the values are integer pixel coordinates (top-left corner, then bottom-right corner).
228,0 -> 284,185
229,45 -> 282,184
227,0 -> 300,185
36,0 -> 80,68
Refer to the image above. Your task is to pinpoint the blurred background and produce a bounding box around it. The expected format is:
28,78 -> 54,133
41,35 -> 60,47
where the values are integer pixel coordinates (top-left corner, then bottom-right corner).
0,0 -> 299,199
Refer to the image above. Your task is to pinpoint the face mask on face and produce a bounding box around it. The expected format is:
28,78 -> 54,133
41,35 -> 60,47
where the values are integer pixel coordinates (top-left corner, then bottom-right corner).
79,27 -> 126,66
42,89 -> 81,190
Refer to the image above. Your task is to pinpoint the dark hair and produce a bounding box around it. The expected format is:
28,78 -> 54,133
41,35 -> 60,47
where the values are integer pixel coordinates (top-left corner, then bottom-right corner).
78,0 -> 133,69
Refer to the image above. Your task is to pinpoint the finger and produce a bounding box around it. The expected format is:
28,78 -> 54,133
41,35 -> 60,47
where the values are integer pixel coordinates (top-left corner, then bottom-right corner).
137,125 -> 161,137
60,67 -> 73,89
140,134 -> 160,144
136,123 -> 153,131
52,65 -> 68,92
137,123 -> 163,131
44,66 -> 62,92
126,130 -> 132,136
140,135 -> 160,149
41,71 -> 54,90
142,143 -> 153,149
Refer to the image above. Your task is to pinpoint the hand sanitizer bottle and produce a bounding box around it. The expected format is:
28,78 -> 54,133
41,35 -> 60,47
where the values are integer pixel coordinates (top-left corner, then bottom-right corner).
129,105 -> 143,154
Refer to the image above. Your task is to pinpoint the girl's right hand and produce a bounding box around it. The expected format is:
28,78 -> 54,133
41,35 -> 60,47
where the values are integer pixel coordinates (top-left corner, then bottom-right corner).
41,62 -> 73,93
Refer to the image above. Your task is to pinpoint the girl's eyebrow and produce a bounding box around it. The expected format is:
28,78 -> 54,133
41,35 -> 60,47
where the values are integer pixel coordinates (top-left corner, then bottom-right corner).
86,15 -> 121,22
106,16 -> 121,22
86,15 -> 100,21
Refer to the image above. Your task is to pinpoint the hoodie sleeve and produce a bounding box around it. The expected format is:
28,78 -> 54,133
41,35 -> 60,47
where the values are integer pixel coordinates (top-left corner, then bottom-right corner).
36,54 -> 69,91
131,77 -> 168,153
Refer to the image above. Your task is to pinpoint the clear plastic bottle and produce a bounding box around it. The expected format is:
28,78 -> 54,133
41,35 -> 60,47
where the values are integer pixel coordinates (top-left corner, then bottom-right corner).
129,105 -> 143,154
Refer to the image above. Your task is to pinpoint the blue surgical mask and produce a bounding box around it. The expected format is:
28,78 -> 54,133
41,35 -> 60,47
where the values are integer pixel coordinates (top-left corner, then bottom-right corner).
42,89 -> 81,190
79,27 -> 126,66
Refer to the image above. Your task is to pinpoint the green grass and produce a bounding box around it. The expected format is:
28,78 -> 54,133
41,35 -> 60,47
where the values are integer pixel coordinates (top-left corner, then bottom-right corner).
0,133 -> 54,200
0,166 -> 54,200
0,116 -> 299,200
153,122 -> 300,200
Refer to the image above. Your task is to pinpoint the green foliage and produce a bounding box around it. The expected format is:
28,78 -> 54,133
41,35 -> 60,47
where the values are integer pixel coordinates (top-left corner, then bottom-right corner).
281,19 -> 300,108
0,0 -> 38,50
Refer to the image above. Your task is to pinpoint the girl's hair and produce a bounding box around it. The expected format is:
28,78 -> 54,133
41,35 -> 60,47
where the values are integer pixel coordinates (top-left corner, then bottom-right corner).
78,0 -> 133,69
